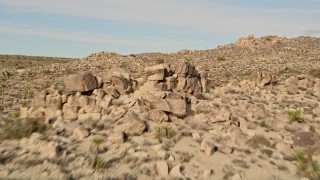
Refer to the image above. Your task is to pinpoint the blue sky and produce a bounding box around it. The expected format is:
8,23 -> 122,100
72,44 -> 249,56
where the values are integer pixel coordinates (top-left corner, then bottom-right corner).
0,0 -> 320,58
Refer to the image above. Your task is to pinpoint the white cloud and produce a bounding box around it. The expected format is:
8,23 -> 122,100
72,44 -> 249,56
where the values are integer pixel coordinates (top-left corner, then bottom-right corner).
303,29 -> 320,35
0,22 -> 209,51
1,0 -> 319,36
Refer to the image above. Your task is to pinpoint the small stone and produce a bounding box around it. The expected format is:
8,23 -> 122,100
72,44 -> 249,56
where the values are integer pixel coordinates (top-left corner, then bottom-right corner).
169,164 -> 184,178
202,169 -> 212,178
73,126 -> 89,139
272,152 -> 283,160
218,145 -> 233,154
108,131 -> 125,144
122,111 -> 146,136
156,161 -> 169,177
148,109 -> 169,123
78,113 -> 101,121
19,107 -> 28,119
231,173 -> 242,180
168,154 -> 175,162
157,151 -> 167,159
200,140 -> 216,155
192,132 -> 202,143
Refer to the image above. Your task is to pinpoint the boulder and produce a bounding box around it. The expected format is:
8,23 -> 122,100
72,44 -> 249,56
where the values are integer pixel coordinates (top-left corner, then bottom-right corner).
62,103 -> 79,121
78,113 -> 101,121
112,75 -> 131,95
148,109 -> 169,123
167,99 -> 187,117
19,107 -> 28,119
122,111 -> 146,136
169,164 -> 184,178
73,126 -> 90,139
156,161 -> 169,177
64,72 -> 98,93
107,131 -> 125,144
200,140 -> 216,155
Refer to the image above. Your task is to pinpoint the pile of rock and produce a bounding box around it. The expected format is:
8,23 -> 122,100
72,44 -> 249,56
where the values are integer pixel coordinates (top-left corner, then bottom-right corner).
23,69 -> 134,124
144,61 -> 210,94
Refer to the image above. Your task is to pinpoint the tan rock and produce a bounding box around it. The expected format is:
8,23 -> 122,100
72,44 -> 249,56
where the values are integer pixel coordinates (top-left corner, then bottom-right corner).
167,99 -> 187,117
148,109 -> 169,123
169,164 -> 184,178
156,161 -> 169,177
109,107 -> 127,122
64,72 -> 98,92
200,140 -> 216,155
19,107 -> 28,119
78,113 -> 101,121
73,126 -> 89,139
107,131 -> 125,144
62,103 -> 79,121
103,84 -> 120,98
122,111 -> 146,136
112,75 -> 131,95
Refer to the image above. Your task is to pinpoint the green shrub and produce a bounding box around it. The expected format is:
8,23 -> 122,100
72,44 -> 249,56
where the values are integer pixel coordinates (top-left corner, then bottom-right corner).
12,111 -> 20,119
155,58 -> 165,64
91,137 -> 104,153
95,156 -> 105,168
22,101 -> 30,108
0,118 -> 47,140
306,89 -> 314,96
217,56 -> 226,61
312,161 -> 320,172
120,61 -> 129,68
154,124 -> 176,140
293,150 -> 320,179
294,150 -> 307,162
288,110 -> 303,123
185,57 -> 193,62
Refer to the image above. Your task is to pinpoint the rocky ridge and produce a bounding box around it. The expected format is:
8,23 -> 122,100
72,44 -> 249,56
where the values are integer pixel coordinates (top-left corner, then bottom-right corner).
0,35 -> 320,179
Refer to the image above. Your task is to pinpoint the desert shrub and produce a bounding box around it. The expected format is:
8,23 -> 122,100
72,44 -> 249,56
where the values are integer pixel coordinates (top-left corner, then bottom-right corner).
306,89 -> 314,97
185,57 -> 193,62
266,37 -> 272,41
155,58 -> 165,64
22,101 -> 30,108
288,110 -> 303,123
120,61 -> 129,68
217,56 -> 226,61
309,68 -> 320,78
154,124 -> 176,140
95,156 -> 105,168
12,111 -> 20,118
0,118 -> 47,140
293,150 -> 320,179
91,137 -> 104,153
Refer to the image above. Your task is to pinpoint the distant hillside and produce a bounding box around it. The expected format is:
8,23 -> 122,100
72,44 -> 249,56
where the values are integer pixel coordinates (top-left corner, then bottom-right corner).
0,54 -> 77,69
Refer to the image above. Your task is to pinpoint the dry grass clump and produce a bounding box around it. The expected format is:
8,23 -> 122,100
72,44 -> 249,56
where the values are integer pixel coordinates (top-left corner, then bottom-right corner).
0,118 -> 47,140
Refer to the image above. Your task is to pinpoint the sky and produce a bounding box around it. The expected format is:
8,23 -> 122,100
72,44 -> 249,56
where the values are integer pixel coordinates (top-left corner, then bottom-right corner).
0,0 -> 320,58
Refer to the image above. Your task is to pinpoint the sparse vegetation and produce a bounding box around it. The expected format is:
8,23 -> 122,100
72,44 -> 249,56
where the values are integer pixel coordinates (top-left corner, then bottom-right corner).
0,118 -> 47,140
288,110 -> 303,123
12,111 -> 20,119
154,124 -> 176,140
94,156 -> 105,169
120,61 -> 129,68
0,55 -> 75,69
91,137 -> 104,153
294,150 -> 320,179
306,89 -> 314,97
185,57 -> 193,62
155,58 -> 165,64
217,56 -> 226,61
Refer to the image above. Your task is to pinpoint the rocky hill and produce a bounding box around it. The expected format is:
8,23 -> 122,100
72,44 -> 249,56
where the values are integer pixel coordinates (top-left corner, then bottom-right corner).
0,35 -> 320,179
